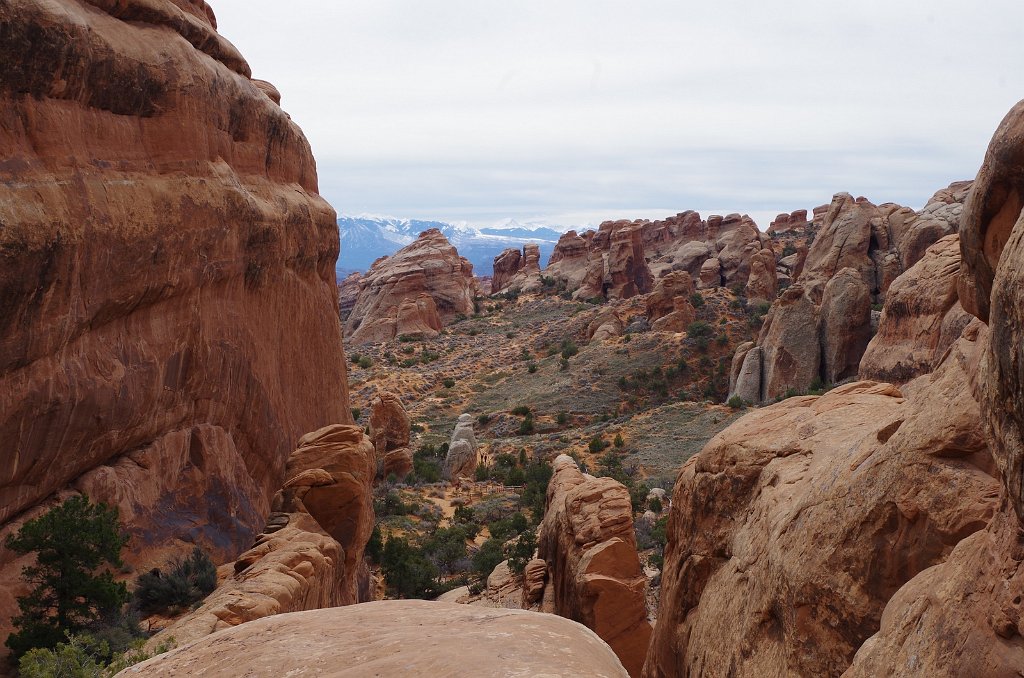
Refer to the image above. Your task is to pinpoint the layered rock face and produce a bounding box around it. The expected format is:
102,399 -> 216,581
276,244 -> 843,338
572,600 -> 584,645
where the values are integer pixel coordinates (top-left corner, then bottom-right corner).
728,187 -> 969,402
645,333 -> 999,677
119,601 -> 630,678
151,424 -> 375,648
843,101 -> 1024,677
539,455 -> 652,677
344,228 -> 474,343
0,0 -> 349,623
491,243 -> 542,294
859,234 -> 971,383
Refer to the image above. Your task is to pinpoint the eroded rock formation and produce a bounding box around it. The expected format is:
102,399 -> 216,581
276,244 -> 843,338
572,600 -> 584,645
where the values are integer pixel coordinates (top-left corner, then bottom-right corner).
119,601 -> 630,678
728,186 -> 970,402
150,424 -> 375,648
445,414 -> 478,480
859,234 -> 971,383
491,243 -> 542,294
366,391 -> 409,475
0,0 -> 351,641
646,333 -> 998,676
539,455 -> 652,677
345,229 -> 474,343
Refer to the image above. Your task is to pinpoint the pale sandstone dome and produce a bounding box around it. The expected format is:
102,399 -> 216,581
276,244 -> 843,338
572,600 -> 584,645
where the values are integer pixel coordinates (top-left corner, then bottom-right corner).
119,601 -> 629,678
539,455 -> 652,678
0,0 -> 351,644
345,228 -> 475,343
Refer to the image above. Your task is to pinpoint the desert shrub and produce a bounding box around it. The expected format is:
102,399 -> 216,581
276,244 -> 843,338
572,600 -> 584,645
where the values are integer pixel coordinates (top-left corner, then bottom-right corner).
351,407 -> 361,420
556,411 -> 568,425
527,362 -> 537,373
471,538 -> 506,584
727,395 -> 746,409
614,433 -> 625,448
507,531 -> 537,576
380,536 -> 442,599
477,413 -> 491,426
442,377 -> 456,389
559,339 -> 579,359
357,355 -> 373,369
649,496 -> 663,514
134,547 -> 217,615
511,405 -> 531,417
687,321 -> 713,338
690,292 -> 705,308
588,436 -> 608,454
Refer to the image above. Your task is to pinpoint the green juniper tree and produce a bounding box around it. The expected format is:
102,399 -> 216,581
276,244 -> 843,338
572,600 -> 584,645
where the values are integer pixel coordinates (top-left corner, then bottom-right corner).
5,495 -> 129,659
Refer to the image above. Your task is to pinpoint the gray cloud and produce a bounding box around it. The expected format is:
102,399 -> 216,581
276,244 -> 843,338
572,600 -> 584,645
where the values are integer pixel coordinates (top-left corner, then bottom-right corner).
211,1 -> 1024,228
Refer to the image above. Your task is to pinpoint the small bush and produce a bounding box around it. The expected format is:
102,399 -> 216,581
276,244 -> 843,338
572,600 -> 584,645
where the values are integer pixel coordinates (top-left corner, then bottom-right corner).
690,292 -> 705,308
588,436 -> 608,454
518,417 -> 535,435
614,433 -> 624,448
649,496 -> 663,514
357,356 -> 373,369
727,395 -> 746,409
687,321 -> 713,338
442,378 -> 456,389
477,413 -> 491,426
559,357 -> 569,371
527,362 -> 537,374
351,407 -> 361,421
556,411 -> 568,425
559,339 -> 579,360
134,547 -> 217,615
511,405 -> 531,417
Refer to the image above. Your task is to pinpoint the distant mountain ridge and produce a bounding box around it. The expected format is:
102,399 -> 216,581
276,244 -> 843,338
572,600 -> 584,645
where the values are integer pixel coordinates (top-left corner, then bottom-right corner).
337,215 -> 566,279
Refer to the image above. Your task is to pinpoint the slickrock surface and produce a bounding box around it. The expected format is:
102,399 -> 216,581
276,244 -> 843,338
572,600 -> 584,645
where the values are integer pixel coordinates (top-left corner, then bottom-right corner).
843,101 -> 1024,678
859,234 -> 971,383
118,601 -> 629,677
645,329 -> 999,677
0,0 -> 350,642
345,229 -> 475,343
150,424 -> 375,647
539,455 -> 652,677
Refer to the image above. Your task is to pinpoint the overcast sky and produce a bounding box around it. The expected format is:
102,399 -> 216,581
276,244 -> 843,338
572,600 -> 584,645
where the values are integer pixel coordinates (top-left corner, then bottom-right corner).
212,1 -> 1024,230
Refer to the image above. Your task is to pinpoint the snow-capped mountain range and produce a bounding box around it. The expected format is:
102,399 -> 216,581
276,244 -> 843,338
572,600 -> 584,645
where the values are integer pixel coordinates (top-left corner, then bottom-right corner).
336,215 -> 568,279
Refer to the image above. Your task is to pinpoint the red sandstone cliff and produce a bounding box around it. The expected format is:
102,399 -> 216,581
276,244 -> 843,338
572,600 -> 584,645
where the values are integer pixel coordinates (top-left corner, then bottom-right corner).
0,0 -> 353,646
